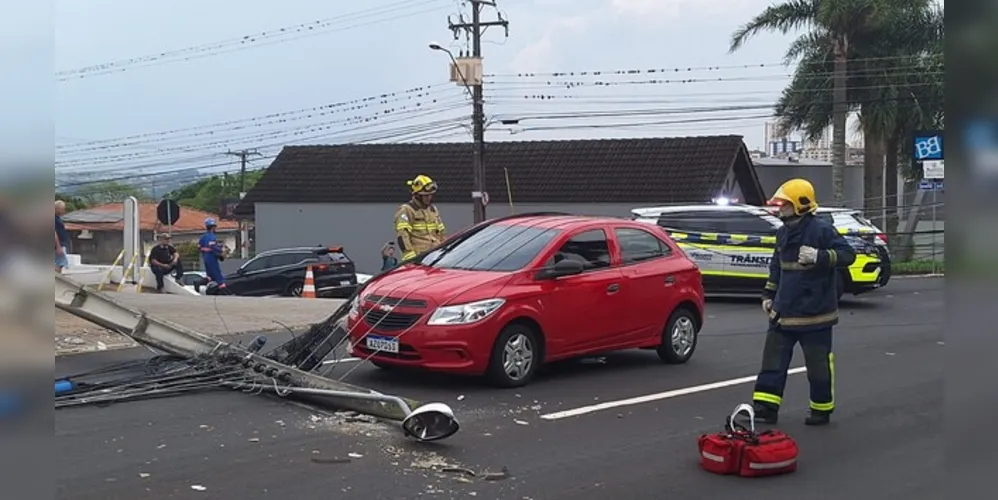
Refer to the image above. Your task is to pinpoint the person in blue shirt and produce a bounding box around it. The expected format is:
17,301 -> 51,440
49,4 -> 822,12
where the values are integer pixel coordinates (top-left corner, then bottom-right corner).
751,179 -> 856,427
55,200 -> 70,273
380,241 -> 399,272
198,218 -> 230,294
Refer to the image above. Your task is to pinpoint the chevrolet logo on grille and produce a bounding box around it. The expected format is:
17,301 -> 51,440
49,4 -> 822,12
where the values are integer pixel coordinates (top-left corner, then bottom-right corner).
377,304 -> 394,312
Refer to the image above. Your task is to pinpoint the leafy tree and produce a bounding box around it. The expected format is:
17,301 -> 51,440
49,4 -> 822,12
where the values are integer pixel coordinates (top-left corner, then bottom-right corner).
55,193 -> 90,212
167,170 -> 266,214
71,181 -> 152,207
730,0 -> 919,204
765,1 -> 943,234
174,241 -> 201,269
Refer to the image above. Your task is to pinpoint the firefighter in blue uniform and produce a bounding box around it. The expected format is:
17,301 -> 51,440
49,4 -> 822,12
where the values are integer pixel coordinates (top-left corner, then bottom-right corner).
752,179 -> 856,426
199,218 -> 230,294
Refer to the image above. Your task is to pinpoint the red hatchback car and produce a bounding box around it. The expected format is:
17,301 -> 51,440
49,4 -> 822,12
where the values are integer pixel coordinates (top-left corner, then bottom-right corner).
347,214 -> 705,387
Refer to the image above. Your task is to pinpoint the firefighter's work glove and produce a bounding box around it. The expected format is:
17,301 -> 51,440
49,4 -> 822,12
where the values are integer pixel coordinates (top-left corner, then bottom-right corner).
762,299 -> 773,315
798,245 -> 818,265
402,251 -> 417,261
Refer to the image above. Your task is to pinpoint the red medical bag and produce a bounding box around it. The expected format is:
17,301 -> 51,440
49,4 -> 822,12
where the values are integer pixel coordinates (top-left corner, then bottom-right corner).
697,403 -> 799,477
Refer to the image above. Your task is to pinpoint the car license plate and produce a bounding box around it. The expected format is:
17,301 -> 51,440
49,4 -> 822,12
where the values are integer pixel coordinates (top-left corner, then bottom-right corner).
340,280 -> 350,286
366,335 -> 399,354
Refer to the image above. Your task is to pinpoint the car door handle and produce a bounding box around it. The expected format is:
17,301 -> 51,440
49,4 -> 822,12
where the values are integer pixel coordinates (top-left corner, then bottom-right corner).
607,283 -> 620,294
664,275 -> 676,286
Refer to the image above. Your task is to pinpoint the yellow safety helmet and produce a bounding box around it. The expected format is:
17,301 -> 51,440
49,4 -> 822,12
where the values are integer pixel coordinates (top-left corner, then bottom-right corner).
408,174 -> 438,194
768,178 -> 818,215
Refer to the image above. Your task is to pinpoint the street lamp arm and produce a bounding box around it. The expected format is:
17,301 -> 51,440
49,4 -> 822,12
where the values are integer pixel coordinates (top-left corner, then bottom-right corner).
429,43 -> 475,101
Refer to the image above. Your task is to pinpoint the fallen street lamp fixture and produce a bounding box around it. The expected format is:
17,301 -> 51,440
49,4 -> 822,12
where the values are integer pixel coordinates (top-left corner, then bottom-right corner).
402,402 -> 460,442
226,383 -> 461,443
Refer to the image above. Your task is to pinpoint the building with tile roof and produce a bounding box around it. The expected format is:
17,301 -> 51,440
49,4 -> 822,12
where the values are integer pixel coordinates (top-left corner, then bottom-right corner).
63,202 -> 238,264
236,136 -> 765,273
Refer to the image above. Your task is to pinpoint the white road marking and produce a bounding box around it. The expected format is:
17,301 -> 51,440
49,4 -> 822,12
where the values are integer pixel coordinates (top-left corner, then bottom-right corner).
321,357 -> 361,365
539,366 -> 808,421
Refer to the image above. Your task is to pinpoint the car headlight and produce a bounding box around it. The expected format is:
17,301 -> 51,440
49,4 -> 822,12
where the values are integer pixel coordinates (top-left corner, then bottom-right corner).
347,295 -> 360,318
427,298 -> 505,326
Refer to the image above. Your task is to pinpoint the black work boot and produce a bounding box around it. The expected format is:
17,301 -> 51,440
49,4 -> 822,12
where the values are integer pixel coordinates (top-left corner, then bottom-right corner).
753,403 -> 779,424
804,410 -> 831,426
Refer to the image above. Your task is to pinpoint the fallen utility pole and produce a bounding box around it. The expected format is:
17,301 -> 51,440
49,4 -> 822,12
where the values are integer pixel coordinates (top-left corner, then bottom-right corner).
54,274 -> 459,441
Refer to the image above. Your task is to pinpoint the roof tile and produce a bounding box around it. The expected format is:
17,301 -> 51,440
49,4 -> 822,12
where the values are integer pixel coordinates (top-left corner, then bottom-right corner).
236,136 -> 761,215
63,202 -> 236,233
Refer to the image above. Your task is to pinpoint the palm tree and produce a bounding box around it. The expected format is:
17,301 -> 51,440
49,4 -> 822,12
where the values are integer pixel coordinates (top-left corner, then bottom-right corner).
765,2 -> 943,233
729,0 -> 915,204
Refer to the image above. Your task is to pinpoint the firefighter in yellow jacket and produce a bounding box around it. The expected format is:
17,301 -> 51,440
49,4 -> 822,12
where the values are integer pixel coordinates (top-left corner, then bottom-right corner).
394,174 -> 446,261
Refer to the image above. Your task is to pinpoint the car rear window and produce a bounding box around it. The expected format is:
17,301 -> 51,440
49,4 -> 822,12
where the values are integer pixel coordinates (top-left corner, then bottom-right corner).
850,214 -> 877,228
319,252 -> 351,263
423,223 -> 561,272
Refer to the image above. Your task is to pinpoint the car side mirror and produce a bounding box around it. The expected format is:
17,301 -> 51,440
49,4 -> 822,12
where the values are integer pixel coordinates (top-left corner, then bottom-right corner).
236,267 -> 245,275
536,259 -> 585,280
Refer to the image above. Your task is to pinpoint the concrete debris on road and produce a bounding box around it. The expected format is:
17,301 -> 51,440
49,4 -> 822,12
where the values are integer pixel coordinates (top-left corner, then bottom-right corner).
310,456 -> 352,464
304,412 -> 391,438
442,466 -> 476,477
482,466 -> 512,481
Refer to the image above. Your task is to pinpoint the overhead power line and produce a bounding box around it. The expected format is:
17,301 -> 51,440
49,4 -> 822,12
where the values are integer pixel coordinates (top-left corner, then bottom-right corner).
57,0 -> 451,81
56,106 -> 473,185
484,53 -> 943,79
56,94 -> 469,169
56,112 -> 473,187
57,117 -> 474,189
56,82 -> 455,151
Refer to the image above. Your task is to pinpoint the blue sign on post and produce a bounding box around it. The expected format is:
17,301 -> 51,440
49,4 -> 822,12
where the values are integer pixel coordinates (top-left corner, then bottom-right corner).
918,179 -> 944,191
913,130 -> 944,161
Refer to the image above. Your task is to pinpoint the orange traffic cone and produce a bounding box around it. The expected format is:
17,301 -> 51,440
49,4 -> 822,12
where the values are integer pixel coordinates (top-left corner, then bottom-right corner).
302,264 -> 316,298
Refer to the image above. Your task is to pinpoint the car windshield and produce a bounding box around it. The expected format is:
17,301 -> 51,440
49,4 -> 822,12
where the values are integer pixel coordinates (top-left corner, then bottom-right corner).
420,223 -> 561,272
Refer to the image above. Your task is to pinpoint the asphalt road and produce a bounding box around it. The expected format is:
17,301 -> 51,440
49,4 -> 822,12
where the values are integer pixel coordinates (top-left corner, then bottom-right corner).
55,277 -> 943,500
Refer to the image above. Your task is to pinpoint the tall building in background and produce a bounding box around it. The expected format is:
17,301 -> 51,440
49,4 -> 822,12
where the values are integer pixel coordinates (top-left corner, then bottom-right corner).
764,121 -> 802,158
800,115 -> 866,162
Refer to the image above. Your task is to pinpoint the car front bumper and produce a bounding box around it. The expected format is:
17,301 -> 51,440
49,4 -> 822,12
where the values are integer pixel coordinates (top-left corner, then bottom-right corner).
346,312 -> 496,374
843,253 -> 890,294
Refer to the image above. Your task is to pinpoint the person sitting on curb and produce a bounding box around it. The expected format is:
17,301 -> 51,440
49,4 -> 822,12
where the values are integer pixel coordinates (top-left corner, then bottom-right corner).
381,241 -> 399,272
149,233 -> 184,292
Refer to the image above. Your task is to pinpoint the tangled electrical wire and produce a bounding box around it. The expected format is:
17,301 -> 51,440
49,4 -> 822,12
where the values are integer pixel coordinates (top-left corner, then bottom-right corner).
54,355 -> 255,409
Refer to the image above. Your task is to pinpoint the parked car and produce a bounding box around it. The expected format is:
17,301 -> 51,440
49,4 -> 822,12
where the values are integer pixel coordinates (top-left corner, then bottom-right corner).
631,202 -> 889,299
780,206 -> 891,287
178,271 -> 208,293
347,213 -> 705,388
215,246 -> 358,298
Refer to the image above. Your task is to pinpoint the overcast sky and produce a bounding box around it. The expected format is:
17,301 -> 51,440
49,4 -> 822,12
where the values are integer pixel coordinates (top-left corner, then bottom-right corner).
45,0 -> 813,185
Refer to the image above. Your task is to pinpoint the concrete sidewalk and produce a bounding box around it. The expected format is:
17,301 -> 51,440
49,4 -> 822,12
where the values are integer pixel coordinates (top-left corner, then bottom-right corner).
56,293 -> 344,355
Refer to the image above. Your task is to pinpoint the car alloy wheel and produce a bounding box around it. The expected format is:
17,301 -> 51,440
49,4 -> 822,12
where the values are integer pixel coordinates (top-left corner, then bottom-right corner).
288,281 -> 303,297
487,324 -> 541,388
502,333 -> 534,382
657,308 -> 698,364
671,316 -> 696,358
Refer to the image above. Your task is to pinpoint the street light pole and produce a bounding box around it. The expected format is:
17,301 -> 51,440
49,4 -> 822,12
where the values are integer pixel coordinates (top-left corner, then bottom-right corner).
429,43 -> 485,223
431,1 -> 508,224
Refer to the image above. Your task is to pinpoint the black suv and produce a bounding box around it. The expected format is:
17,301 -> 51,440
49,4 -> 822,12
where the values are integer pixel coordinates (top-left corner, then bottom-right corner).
210,246 -> 358,298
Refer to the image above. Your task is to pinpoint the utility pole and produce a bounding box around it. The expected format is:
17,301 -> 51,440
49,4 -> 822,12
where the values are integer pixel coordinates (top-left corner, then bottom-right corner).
225,149 -> 261,258
445,0 -> 508,224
